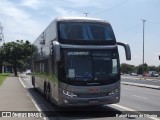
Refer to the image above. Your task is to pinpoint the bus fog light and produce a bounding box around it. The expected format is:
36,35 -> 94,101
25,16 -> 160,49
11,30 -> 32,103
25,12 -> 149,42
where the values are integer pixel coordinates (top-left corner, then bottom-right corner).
109,88 -> 119,96
116,97 -> 119,100
62,90 -> 77,97
64,99 -> 69,104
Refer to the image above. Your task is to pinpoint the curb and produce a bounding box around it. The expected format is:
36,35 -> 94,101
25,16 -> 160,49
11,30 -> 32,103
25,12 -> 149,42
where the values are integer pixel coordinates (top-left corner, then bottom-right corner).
121,77 -> 160,81
122,82 -> 160,90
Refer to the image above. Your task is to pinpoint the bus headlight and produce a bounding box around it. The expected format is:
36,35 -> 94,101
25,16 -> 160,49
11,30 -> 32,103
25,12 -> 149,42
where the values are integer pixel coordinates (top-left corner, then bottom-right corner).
108,88 -> 119,96
62,90 -> 77,97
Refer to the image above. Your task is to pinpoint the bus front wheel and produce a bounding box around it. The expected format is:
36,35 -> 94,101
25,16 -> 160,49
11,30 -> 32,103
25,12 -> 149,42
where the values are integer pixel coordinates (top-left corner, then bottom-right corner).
32,76 -> 35,88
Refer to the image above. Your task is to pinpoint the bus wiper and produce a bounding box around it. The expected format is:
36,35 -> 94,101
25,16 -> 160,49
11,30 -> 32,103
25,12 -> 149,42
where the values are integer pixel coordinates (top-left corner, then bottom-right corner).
85,73 -> 92,80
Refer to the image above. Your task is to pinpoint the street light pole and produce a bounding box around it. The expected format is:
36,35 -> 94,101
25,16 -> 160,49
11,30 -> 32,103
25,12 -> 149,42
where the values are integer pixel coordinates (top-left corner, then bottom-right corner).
0,22 -> 4,73
84,13 -> 89,17
142,19 -> 146,74
0,22 -> 4,44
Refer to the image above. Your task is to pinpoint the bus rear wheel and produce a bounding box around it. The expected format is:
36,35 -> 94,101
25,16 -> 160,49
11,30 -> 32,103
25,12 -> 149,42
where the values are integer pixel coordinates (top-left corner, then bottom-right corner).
32,76 -> 35,88
45,83 -> 51,102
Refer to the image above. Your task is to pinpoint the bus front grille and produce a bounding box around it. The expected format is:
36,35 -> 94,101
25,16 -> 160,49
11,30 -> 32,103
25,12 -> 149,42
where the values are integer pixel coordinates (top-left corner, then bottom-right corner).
77,93 -> 108,98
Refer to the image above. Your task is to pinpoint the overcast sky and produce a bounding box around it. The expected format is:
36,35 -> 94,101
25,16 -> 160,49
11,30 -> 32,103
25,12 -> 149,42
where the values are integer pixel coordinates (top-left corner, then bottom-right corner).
0,0 -> 160,66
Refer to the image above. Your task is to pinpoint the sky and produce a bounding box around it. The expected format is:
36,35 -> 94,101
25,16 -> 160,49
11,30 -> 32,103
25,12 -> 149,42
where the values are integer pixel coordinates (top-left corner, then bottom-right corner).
0,0 -> 160,66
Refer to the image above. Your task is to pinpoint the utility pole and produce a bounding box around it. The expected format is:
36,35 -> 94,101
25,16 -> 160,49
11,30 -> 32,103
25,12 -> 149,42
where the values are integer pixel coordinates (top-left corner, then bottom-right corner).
84,13 -> 89,17
0,22 -> 3,73
0,22 -> 4,44
142,19 -> 146,74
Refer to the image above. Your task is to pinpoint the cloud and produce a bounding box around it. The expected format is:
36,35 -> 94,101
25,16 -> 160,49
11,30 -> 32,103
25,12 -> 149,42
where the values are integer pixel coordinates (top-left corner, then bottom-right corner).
20,0 -> 45,9
54,7 -> 82,17
66,0 -> 102,8
0,1 -> 30,20
0,0 -> 44,42
48,0 -> 104,16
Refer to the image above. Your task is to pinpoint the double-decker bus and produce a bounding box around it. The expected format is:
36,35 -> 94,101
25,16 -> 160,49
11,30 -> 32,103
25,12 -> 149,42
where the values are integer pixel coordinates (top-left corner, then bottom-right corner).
32,17 -> 131,106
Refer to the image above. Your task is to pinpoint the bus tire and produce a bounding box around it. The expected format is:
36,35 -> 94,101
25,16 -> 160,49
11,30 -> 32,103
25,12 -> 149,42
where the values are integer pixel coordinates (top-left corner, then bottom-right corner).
46,83 -> 51,102
44,82 -> 46,96
32,76 -> 35,88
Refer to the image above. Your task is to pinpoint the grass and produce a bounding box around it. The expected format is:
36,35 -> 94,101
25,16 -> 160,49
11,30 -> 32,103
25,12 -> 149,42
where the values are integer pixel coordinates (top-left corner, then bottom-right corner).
0,73 -> 11,86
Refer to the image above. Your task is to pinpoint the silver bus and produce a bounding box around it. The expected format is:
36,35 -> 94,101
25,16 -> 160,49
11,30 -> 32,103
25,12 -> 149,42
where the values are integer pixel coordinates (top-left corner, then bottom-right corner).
32,17 -> 131,106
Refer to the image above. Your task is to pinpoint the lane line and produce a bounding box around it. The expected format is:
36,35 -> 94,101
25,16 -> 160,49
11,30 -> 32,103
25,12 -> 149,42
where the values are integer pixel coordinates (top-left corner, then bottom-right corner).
122,76 -> 160,81
152,81 -> 160,83
19,76 -> 48,120
123,88 -> 134,91
132,95 -> 148,100
112,104 -> 136,111
112,104 -> 160,120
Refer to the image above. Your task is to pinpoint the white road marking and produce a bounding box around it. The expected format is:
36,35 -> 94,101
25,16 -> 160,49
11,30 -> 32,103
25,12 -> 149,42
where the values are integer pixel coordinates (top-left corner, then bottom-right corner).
112,104 -> 160,120
122,76 -> 160,81
132,95 -> 148,100
19,77 -> 48,120
152,81 -> 159,83
123,88 -> 134,91
19,76 -> 27,88
112,104 -> 136,111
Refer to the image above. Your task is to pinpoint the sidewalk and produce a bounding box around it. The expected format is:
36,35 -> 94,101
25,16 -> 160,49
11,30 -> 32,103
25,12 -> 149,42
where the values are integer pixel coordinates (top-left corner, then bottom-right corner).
0,76 -> 43,120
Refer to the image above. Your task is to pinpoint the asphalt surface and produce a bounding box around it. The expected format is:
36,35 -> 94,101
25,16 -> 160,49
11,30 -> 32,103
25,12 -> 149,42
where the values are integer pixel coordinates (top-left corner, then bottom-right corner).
119,84 -> 160,111
121,75 -> 160,86
19,73 -> 160,120
121,76 -> 160,90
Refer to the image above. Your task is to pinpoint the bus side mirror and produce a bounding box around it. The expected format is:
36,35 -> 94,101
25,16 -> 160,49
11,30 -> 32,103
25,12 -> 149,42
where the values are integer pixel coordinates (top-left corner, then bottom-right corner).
52,41 -> 60,62
117,42 -> 131,60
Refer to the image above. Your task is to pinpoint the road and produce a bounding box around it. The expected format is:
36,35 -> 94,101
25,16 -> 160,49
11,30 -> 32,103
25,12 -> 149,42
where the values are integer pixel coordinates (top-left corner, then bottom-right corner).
19,74 -> 160,120
121,75 -> 160,86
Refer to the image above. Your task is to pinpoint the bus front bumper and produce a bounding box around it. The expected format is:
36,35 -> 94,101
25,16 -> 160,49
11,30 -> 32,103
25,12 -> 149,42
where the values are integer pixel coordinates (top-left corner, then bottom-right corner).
59,92 -> 120,106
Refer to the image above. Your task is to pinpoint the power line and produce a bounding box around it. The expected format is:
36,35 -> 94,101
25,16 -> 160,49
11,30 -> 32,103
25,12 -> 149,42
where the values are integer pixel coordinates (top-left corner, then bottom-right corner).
147,20 -> 160,25
91,0 -> 129,15
118,22 -> 141,35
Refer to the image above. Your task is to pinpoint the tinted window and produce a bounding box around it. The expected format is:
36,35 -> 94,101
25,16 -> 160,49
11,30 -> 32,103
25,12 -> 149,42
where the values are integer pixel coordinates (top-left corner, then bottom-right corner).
59,22 -> 115,41
62,50 -> 118,81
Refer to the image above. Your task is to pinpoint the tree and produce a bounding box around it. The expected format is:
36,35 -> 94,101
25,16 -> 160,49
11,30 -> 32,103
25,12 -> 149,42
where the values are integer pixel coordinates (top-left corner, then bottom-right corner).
148,65 -> 156,71
0,47 -> 3,73
121,63 -> 135,74
0,40 -> 36,76
137,63 -> 148,74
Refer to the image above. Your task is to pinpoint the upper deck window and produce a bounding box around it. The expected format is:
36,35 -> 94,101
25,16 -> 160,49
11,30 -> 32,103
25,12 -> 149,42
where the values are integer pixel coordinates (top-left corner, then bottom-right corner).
59,22 -> 115,41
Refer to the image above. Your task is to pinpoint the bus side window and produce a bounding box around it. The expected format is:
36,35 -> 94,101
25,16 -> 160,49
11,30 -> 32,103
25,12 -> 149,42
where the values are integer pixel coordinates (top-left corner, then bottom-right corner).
51,49 -> 55,74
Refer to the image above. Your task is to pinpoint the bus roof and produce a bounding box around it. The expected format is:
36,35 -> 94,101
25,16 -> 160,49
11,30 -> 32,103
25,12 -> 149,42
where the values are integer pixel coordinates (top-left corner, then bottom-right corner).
55,17 -> 110,24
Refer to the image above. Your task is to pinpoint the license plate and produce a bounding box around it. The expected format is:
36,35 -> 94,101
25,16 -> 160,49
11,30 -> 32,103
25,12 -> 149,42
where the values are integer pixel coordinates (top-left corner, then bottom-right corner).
89,100 -> 99,104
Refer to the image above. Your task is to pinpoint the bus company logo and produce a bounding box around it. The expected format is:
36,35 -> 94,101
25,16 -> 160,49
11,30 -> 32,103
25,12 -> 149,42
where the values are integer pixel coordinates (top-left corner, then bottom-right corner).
89,88 -> 99,93
67,52 -> 89,56
2,112 -> 11,117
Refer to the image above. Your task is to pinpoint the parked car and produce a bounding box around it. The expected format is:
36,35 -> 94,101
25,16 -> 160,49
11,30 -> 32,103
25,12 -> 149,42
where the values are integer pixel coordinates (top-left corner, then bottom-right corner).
26,69 -> 31,75
148,71 -> 158,77
130,73 -> 138,76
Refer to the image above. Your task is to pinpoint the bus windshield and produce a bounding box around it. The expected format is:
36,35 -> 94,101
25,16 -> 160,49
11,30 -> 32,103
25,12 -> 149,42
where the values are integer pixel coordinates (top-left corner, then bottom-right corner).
63,50 -> 118,81
59,22 -> 115,41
